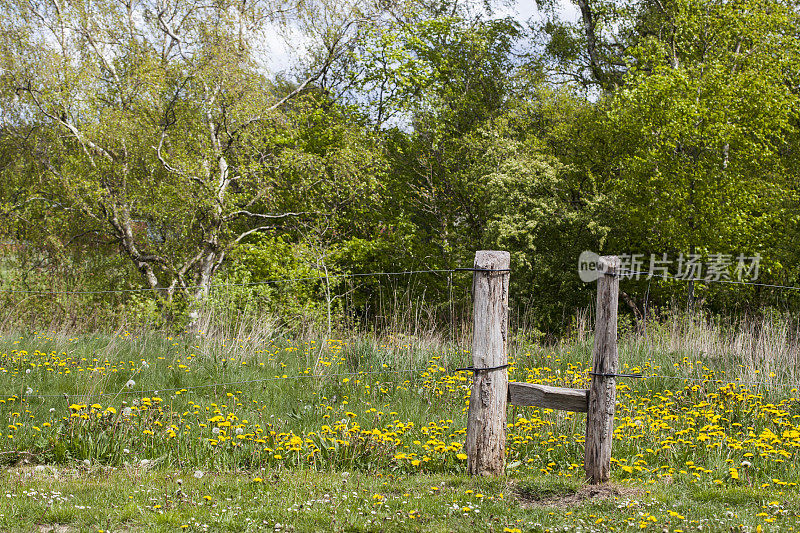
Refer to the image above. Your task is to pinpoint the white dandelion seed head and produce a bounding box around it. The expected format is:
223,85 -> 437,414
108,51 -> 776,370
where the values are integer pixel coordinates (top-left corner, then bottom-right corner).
25,387 -> 33,395
211,427 -> 221,435
235,427 -> 243,436
125,379 -> 135,389
193,470 -> 204,479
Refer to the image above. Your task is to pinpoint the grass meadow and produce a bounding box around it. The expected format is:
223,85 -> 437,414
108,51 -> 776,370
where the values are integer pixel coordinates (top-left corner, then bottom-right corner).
1,311 -> 800,531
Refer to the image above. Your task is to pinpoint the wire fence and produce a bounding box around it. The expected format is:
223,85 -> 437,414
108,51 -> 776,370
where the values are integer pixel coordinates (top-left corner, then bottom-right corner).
6,357 -> 795,404
615,266 -> 800,390
0,268 -> 470,295
9,368 -> 428,400
617,268 -> 800,292
6,264 -> 797,296
1,259 -> 799,404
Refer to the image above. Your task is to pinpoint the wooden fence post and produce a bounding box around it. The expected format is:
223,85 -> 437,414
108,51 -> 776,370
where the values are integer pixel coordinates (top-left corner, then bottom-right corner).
584,255 -> 620,484
465,250 -> 510,476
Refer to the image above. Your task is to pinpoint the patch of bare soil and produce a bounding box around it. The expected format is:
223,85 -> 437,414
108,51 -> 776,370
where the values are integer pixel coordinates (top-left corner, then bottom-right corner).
515,483 -> 642,509
37,525 -> 71,533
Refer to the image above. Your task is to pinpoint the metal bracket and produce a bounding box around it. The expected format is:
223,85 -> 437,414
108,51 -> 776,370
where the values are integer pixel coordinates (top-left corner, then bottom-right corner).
455,364 -> 510,373
454,268 -> 511,273
589,372 -> 644,379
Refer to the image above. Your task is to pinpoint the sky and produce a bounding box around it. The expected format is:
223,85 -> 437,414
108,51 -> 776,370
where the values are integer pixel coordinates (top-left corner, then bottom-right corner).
259,0 -> 582,75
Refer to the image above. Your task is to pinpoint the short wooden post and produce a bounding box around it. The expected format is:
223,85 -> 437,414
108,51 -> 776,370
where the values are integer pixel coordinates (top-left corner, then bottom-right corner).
465,250 -> 510,476
585,255 -> 620,484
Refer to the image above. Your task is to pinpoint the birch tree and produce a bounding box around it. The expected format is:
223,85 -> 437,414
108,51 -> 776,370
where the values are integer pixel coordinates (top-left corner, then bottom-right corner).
0,0 -> 384,309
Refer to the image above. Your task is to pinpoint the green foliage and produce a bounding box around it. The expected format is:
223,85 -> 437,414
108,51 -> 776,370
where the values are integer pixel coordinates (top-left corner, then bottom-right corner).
0,0 -> 799,333
596,0 -> 800,314
485,147 -> 608,330
222,234 -> 328,328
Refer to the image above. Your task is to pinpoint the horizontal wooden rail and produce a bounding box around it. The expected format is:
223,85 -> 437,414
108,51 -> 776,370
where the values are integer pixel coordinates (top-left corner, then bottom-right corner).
508,382 -> 589,413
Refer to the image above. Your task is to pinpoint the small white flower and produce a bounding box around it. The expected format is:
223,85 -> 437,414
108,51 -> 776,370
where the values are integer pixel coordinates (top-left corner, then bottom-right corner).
25,369 -> 30,374
141,361 -> 149,369
49,408 -> 55,413
125,379 -> 135,389
176,478 -> 183,486
123,448 -> 130,454
25,387 -> 33,395
193,470 -> 204,479
140,459 -> 150,467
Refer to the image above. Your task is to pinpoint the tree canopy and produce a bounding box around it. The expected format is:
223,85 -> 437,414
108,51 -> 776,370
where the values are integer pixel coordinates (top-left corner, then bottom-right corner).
1,0 -> 799,332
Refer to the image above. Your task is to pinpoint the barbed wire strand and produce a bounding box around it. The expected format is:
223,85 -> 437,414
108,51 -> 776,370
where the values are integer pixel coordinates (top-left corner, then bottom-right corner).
0,268 -> 468,296
11,367 -> 796,403
640,373 -> 798,390
10,367 -> 433,400
618,269 -> 800,292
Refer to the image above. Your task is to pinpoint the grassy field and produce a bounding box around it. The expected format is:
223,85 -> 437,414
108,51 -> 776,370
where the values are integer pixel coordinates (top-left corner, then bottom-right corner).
1,317 -> 799,531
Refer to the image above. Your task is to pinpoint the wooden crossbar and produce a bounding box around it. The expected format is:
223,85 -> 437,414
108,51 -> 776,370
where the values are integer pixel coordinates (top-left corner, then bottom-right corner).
507,382 -> 589,413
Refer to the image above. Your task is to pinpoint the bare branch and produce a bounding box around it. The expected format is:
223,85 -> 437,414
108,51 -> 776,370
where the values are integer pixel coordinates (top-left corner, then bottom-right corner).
224,210 -> 309,222
153,132 -> 207,188
225,17 -> 363,138
232,225 -> 274,245
106,205 -> 169,292
21,85 -> 113,164
0,197 -> 55,217
77,23 -> 121,85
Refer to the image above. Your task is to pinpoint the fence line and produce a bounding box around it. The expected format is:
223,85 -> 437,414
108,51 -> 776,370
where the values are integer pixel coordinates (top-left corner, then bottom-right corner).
0,268 -> 468,295
3,251 -> 800,484
618,269 -> 800,292
9,367 -> 795,403
0,265 -> 479,400
10,368 -> 429,400
640,373 -> 798,390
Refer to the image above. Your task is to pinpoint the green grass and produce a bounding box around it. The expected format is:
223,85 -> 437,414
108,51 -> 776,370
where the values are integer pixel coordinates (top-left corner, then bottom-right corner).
0,468 -> 798,532
1,326 -> 800,531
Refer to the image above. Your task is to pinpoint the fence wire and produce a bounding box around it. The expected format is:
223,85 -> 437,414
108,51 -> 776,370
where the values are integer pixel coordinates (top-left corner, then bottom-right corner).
8,368 -> 429,400
0,268 -> 469,295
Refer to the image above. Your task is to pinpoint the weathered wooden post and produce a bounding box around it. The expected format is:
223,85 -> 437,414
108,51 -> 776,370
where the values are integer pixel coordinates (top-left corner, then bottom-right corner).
585,255 -> 620,484
465,250 -> 510,476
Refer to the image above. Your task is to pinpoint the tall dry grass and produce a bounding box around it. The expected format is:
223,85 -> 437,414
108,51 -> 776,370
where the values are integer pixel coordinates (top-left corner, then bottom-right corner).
616,309 -> 800,390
